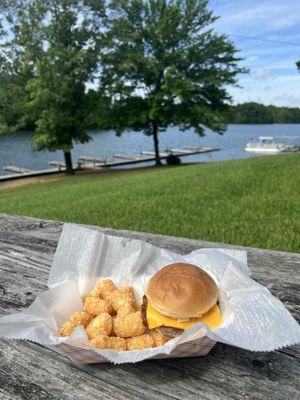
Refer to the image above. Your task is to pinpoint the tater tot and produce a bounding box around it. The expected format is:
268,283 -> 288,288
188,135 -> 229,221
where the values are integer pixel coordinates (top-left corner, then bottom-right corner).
96,279 -> 117,299
59,321 -> 75,337
120,286 -> 141,308
117,301 -> 136,317
59,312 -> 93,336
69,311 -> 92,328
126,334 -> 154,351
113,311 -> 145,338
83,296 -> 114,316
120,286 -> 135,298
86,313 -> 112,339
108,289 -> 135,312
90,335 -> 127,351
149,329 -> 169,347
84,290 -> 101,299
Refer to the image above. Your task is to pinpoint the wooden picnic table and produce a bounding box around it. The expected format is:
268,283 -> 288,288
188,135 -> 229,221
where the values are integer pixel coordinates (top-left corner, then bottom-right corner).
0,213 -> 299,400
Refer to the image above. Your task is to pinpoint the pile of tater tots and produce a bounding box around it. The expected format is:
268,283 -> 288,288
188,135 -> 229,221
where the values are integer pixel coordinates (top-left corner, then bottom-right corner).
59,279 -> 169,351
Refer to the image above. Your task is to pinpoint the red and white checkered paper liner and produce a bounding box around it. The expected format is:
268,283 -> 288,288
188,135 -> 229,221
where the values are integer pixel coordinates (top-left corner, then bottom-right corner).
55,336 -> 216,364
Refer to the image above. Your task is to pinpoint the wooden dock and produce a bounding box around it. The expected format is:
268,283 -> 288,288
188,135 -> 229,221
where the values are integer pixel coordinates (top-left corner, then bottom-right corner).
4,165 -> 32,174
113,153 -> 148,161
78,156 -> 106,165
79,146 -> 220,168
140,150 -> 170,157
0,146 -> 219,182
48,161 -> 66,170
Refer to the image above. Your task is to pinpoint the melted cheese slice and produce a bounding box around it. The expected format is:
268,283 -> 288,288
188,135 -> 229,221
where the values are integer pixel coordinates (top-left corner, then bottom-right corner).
147,302 -> 223,330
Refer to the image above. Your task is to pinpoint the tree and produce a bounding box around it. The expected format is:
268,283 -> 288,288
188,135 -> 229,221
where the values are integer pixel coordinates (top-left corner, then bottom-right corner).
0,41 -> 33,134
101,0 -> 245,166
296,60 -> 300,72
0,60 -> 30,134
0,0 -> 18,12
225,102 -> 300,124
11,0 -> 104,173
0,14 -> 10,133
0,2 -> 23,133
0,2 -> 42,134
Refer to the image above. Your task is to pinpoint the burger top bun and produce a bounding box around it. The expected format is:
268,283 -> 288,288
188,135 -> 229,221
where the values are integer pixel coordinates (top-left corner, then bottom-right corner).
145,263 -> 218,319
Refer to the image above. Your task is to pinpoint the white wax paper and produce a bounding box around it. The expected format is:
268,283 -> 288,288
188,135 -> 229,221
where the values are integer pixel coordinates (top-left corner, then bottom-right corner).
0,223 -> 299,364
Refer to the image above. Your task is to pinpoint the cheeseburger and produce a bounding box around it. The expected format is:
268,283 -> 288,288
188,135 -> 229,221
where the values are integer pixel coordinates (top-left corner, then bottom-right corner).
142,263 -> 222,339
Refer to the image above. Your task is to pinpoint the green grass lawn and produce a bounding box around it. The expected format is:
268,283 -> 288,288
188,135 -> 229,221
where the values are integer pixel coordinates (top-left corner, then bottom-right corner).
0,154 -> 299,252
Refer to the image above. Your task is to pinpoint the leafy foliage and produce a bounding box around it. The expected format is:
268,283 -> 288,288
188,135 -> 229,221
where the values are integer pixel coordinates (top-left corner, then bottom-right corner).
4,0 -> 104,171
226,102 -> 300,124
101,0 -> 245,163
0,3 -> 27,133
0,0 -> 19,11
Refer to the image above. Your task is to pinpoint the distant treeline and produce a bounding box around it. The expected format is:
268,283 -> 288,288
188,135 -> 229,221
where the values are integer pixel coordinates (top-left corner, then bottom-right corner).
86,99 -> 300,128
225,102 -> 300,124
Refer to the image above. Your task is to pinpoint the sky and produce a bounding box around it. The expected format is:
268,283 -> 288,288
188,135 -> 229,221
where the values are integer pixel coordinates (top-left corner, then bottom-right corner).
209,0 -> 300,107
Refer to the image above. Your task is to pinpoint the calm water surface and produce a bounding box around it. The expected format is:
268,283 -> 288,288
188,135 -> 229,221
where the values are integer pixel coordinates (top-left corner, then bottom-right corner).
0,124 -> 299,176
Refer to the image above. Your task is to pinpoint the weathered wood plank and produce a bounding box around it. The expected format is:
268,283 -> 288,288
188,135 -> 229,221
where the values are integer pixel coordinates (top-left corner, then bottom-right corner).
0,339 -> 299,400
0,213 -> 299,400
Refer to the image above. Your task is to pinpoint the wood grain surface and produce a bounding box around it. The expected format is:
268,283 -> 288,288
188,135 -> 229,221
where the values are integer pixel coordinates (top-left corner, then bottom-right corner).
0,213 -> 299,400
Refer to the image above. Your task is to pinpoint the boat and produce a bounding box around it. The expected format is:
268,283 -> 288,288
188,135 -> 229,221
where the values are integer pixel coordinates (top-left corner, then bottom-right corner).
244,136 -> 300,154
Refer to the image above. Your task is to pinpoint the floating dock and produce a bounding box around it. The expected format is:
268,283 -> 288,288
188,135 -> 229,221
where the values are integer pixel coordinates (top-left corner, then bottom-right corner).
113,153 -> 148,161
48,161 -> 67,170
0,146 -> 219,182
78,156 -> 107,165
79,146 -> 220,168
4,165 -> 32,174
140,150 -> 170,157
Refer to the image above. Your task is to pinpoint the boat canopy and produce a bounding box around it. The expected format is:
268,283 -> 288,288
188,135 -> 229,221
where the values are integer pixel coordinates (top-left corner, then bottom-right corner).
258,136 -> 274,140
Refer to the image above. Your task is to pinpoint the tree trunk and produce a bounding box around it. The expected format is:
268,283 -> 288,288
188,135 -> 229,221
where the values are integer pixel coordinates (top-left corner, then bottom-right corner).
152,122 -> 161,166
63,149 -> 74,174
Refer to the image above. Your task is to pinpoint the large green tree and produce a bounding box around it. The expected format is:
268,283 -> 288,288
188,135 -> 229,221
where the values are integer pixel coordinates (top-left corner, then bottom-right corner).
0,59 -> 30,134
101,0 -> 245,165
0,47 -> 33,133
0,2 -> 22,133
0,1 -> 40,134
11,0 -> 104,173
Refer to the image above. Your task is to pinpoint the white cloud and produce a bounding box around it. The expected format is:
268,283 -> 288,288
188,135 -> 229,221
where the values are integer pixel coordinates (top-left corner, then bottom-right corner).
253,69 -> 270,80
260,61 -> 297,71
274,93 -> 300,105
228,73 -> 300,106
211,0 -> 300,35
247,56 -> 259,62
209,0 -> 300,106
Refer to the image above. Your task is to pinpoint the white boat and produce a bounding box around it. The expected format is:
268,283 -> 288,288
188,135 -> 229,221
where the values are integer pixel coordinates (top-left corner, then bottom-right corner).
244,136 -> 299,154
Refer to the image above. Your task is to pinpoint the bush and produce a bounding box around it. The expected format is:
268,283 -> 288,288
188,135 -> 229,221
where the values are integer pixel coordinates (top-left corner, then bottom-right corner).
166,154 -> 181,165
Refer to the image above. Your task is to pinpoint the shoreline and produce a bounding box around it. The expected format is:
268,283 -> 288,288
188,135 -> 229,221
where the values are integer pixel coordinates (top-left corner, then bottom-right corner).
0,164 -> 176,191
1,125 -> 299,175
1,154 -> 299,191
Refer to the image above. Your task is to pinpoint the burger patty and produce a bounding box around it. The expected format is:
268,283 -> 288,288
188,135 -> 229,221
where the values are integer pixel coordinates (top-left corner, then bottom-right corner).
141,296 -> 184,339
141,295 -> 148,327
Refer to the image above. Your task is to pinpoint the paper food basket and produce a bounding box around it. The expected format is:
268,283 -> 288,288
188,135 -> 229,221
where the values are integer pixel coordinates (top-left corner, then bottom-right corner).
55,335 -> 216,364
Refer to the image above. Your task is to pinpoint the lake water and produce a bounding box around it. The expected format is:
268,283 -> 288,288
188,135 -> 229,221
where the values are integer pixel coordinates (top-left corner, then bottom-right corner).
0,124 -> 299,176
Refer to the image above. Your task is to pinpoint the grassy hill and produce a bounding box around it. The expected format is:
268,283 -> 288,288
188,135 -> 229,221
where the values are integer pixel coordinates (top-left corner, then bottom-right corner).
0,154 -> 299,252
